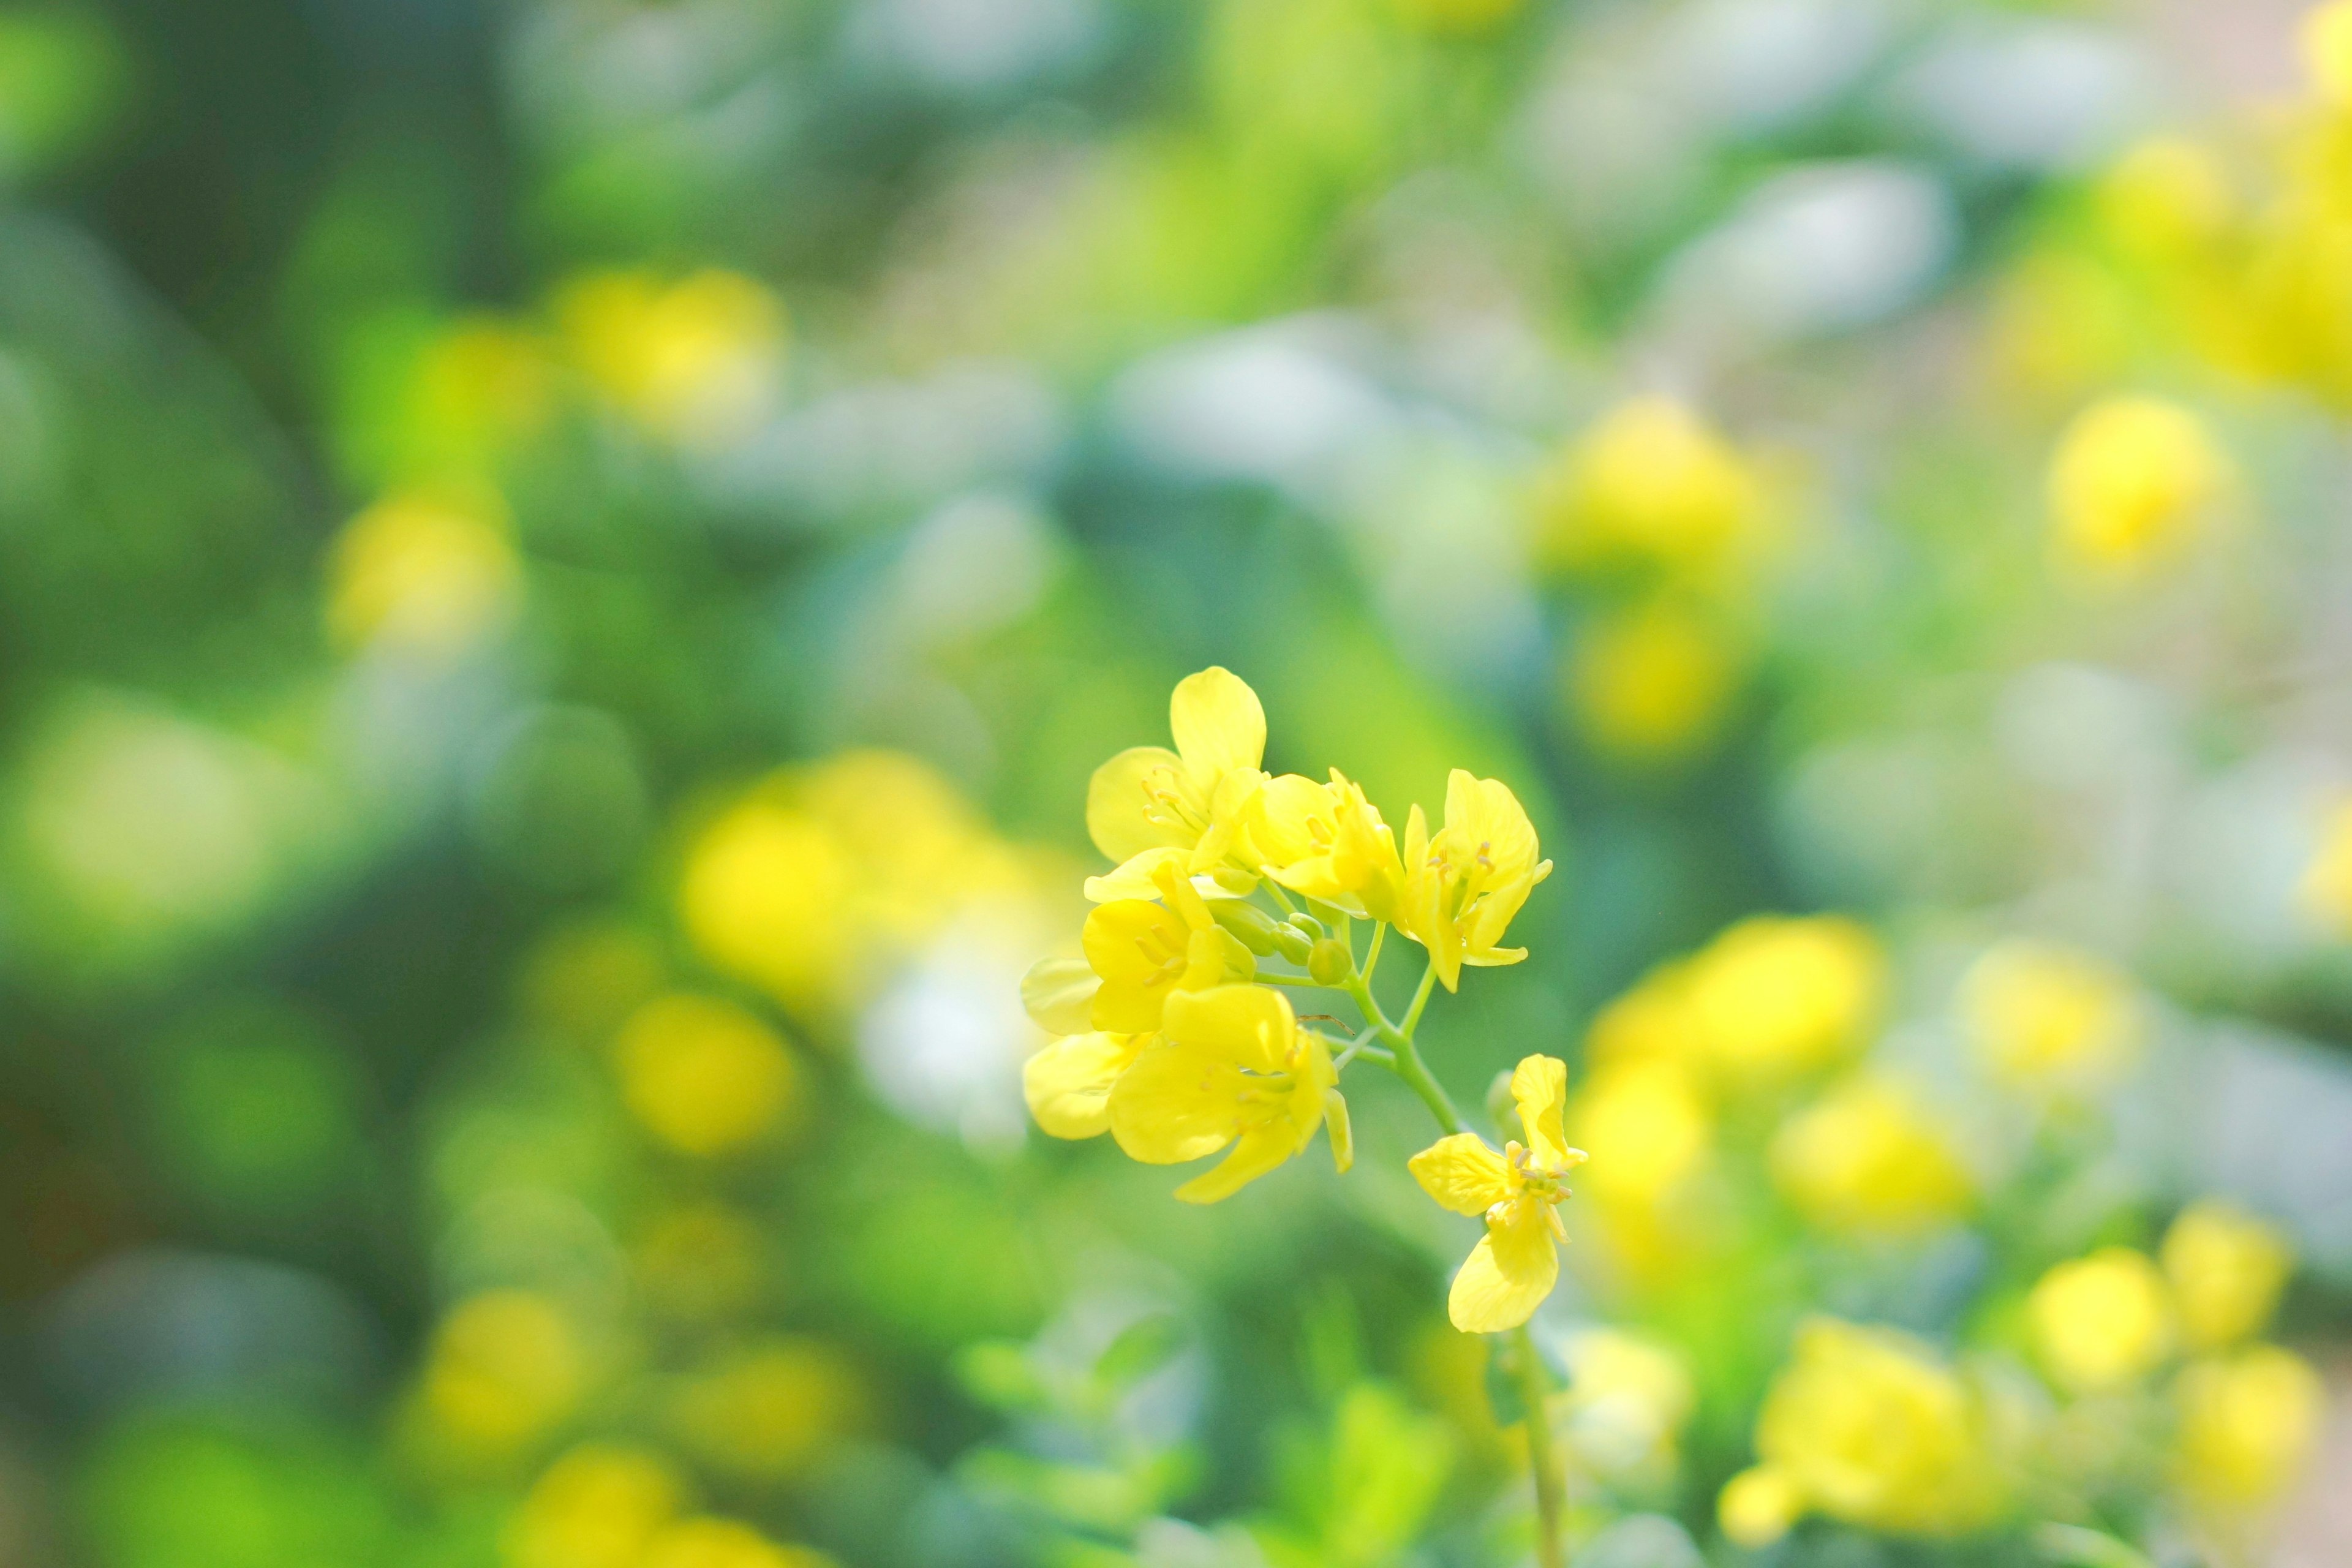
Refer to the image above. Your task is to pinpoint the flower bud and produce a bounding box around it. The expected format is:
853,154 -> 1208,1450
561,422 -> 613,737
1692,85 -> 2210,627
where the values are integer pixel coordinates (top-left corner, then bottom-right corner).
1272,924 -> 1316,965
1208,898 -> 1283,956
1308,938 -> 1352,987
1485,1068 -> 1516,1133
1285,911 -> 1326,941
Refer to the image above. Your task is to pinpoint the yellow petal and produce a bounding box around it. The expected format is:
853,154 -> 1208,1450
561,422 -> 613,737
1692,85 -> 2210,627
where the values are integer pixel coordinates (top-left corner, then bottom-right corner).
1175,1121 -> 1295,1204
1409,1133 -> 1510,1215
1087,746 -> 1194,864
1109,1040 -> 1245,1164
1510,1055 -> 1577,1169
1324,1089 -> 1354,1174
1082,901 -> 1183,985
1020,957 -> 1099,1036
1447,1211 -> 1559,1334
1084,846 -> 1189,903
1159,984 -> 1294,1074
1250,774 -> 1333,869
1169,667 -> 1265,783
1023,1033 -> 1144,1139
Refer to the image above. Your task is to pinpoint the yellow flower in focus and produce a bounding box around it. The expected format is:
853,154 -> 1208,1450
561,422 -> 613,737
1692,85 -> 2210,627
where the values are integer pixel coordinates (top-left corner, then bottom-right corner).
559,269 -> 785,447
1400,770 -> 1553,992
643,1518 -> 839,1568
505,1444 -> 683,1568
2163,1200 -> 2294,1350
2097,137 -> 2234,260
420,1290 -> 587,1453
2298,797 -> 2352,935
1022,1031 -> 1147,1139
1566,1058 -> 1710,1209
1745,1319 -> 2001,1539
1687,915 -> 1884,1085
1718,1464 -> 1804,1548
615,994 -> 802,1156
2029,1247 -> 2174,1393
2304,0 -> 2352,104
326,488 -> 522,657
2046,396 -> 2228,576
1250,769 -> 1407,921
1539,397 -> 1763,574
1567,599 -> 1741,760
1960,940 -> 2141,1095
672,1338 -> 864,1481
1409,1055 -> 1586,1333
2173,1346 -> 2325,1513
1082,862 -> 1254,1031
1770,1077 -> 1972,1238
1110,984 -> 1344,1203
1085,666 -> 1269,901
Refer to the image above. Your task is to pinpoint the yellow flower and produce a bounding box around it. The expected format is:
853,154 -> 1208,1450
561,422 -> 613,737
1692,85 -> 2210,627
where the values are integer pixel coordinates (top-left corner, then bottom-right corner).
2096,137 -> 2234,260
1537,397 -> 1763,575
2299,797 -> 2352,935
557,269 -> 785,447
419,1290 -> 587,1455
614,993 -> 802,1156
2305,0 -> 2352,104
2029,1247 -> 2174,1394
1566,1057 -> 1710,1209
1080,861 -> 1254,1031
1718,1464 -> 1804,1548
2173,1346 -> 2325,1514
642,1518 -> 838,1568
1770,1077 -> 1972,1238
1400,771 -> 1552,992
1687,915 -> 1884,1085
671,1338 -> 864,1481
1960,940 -> 2141,1095
1741,1319 -> 2001,1540
1582,964 -> 1700,1071
1409,1055 -> 1586,1333
2047,396 -> 2228,576
2162,1200 -> 2294,1350
326,487 -> 522,656
1022,1031 -> 1148,1139
505,1444 -> 683,1568
1109,984 -> 1344,1203
1249,768 -> 1406,921
1566,598 -> 1741,760
1556,1327 -> 1695,1479
1085,666 -> 1269,901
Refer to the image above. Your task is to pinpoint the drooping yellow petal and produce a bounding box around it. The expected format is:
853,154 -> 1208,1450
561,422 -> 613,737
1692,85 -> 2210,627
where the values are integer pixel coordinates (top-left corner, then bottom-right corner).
1175,1120 -> 1300,1204
1159,984 -> 1294,1075
1084,846 -> 1189,903
1447,1208 -> 1560,1333
1324,1089 -> 1353,1174
1510,1055 -> 1578,1170
1108,1039 -> 1248,1164
1020,957 -> 1099,1036
1169,667 -> 1265,785
1409,1134 -> 1512,1215
1023,1033 -> 1146,1139
1082,900 -> 1183,985
1087,745 -> 1195,864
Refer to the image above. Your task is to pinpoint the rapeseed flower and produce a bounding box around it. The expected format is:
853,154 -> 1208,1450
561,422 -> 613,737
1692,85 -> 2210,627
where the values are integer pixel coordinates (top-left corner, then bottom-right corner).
1250,767 -> 1406,921
558,268 -> 785,447
1686,914 -> 1884,1086
1961,940 -> 2142,1095
418,1289 -> 587,1455
2029,1247 -> 2174,1393
1410,1054 -> 1586,1333
1566,598 -> 1741,760
2173,1345 -> 2324,1513
2047,396 -> 2228,575
1770,1076 -> 1972,1238
2162,1200 -> 2293,1350
614,993 -> 802,1156
1538,397 -> 1763,576
1085,666 -> 1270,901
1400,770 -> 1551,992
1081,861 -> 1255,1031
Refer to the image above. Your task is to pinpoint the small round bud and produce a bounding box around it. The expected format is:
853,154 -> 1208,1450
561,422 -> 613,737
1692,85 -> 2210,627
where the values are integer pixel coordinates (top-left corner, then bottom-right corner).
1308,938 -> 1352,987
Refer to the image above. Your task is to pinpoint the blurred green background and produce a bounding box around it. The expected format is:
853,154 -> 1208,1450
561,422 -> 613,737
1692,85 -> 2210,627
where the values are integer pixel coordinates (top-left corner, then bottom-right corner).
1,0 -> 2350,1564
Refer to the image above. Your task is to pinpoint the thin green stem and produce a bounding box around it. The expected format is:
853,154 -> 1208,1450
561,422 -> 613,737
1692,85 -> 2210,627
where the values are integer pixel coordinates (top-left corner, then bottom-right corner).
1511,1324 -> 1566,1568
1397,960 -> 1439,1038
1262,881 -> 1298,917
1253,971 -> 1322,988
1360,920 -> 1387,985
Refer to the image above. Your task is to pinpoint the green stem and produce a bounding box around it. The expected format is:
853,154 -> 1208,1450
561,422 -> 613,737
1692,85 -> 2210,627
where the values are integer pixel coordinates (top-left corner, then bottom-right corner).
1360,920 -> 1386,985
1253,971 -> 1323,987
1263,881 -> 1298,917
1397,960 -> 1439,1038
1511,1324 -> 1566,1568
1339,959 -> 1464,1135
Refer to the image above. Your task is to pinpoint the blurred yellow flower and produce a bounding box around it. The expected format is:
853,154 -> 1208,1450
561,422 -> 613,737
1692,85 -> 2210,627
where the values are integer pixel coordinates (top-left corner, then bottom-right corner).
1400,770 -> 1551,992
326,487 -> 522,656
420,1289 -> 587,1453
672,1338 -> 865,1481
2029,1247 -> 2174,1393
2173,1345 -> 2325,1513
1082,861 -> 1254,1032
1566,1057 -> 1710,1209
2298,797 -> 2352,935
2046,396 -> 2228,576
1567,599 -> 1741,760
1737,1319 -> 2001,1541
2304,0 -> 2352,104
2097,137 -> 2234,260
1250,768 -> 1406,921
1556,1327 -> 1694,1478
1687,915 -> 1884,1086
615,993 -> 802,1156
1959,940 -> 2141,1094
1110,984 -> 1343,1203
1538,397 -> 1763,576
1718,1464 -> 1804,1549
643,1518 -> 838,1568
1581,965 -> 1700,1071
1023,1031 -> 1148,1139
1085,666 -> 1269,902
559,268 -> 785,447
505,1443 -> 684,1568
1409,1055 -> 1585,1333
1770,1077 -> 1972,1238
2162,1200 -> 2294,1351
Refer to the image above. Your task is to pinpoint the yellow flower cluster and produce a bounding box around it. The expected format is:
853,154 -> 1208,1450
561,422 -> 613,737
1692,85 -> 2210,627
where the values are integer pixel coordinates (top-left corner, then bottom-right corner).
1960,939 -> 2143,1096
505,1443 -> 837,1568
1023,667 -> 1570,1333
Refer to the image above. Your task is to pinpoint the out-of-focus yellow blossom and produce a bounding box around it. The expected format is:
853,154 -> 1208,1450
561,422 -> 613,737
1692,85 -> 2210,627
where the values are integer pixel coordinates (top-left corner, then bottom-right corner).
405,317 -> 558,474
642,1518 -> 839,1568
1410,1055 -> 1586,1333
1686,915 -> 1884,1086
2162,1200 -> 2294,1351
1770,1077 -> 1972,1238
1250,768 -> 1406,921
1566,1058 -> 1709,1209
1556,1327 -> 1694,1478
1394,0 -> 1521,37
1538,397 -> 1763,575
559,269 -> 785,447
1082,861 -> 1254,1031
2173,1345 -> 2325,1514
614,993 -> 802,1156
2046,396 -> 2228,576
1567,598 -> 1741,760
505,1443 -> 683,1568
1581,965 -> 1698,1071
1960,940 -> 2142,1094
2298,797 -> 2352,935
420,1289 -> 587,1453
2305,0 -> 2352,104
2029,1248 -> 2174,1393
1085,666 -> 1269,902
634,1203 -> 764,1322
1110,985 -> 1344,1202
2097,137 -> 2234,261
671,1338 -> 864,1481
1023,1032 -> 1147,1139
1729,1319 -> 2001,1543
326,487 -> 522,656
1400,770 -> 1551,992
